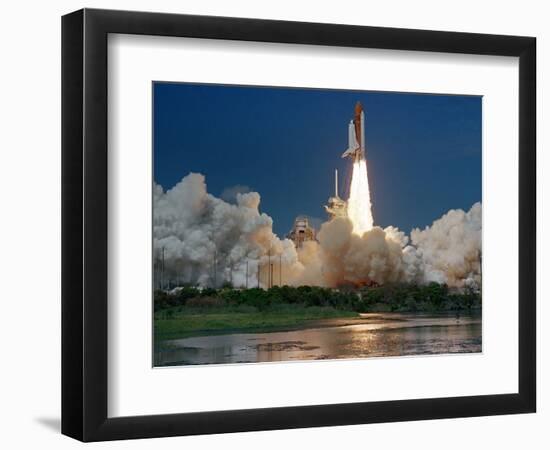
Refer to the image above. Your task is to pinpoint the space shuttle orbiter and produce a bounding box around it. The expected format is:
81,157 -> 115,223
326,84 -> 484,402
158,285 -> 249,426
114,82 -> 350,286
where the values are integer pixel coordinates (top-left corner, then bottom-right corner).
341,101 -> 365,162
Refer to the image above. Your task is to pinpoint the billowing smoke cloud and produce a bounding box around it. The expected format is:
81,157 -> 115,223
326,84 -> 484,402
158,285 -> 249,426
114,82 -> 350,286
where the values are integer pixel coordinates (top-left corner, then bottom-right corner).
290,220 -> 423,287
153,173 -> 301,289
154,173 -> 481,290
411,202 -> 482,289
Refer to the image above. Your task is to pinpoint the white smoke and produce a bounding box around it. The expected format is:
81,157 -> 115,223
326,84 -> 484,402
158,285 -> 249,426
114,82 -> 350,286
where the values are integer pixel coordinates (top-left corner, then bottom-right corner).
153,173 -> 301,288
411,202 -> 482,289
290,220 -> 423,287
154,172 -> 481,290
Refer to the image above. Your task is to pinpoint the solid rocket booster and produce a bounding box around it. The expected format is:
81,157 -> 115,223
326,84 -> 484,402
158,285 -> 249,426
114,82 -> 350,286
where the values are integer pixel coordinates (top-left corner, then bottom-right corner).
341,101 -> 365,162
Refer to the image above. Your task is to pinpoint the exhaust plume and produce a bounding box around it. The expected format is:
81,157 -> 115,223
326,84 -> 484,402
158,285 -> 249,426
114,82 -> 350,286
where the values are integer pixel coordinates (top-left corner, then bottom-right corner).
153,173 -> 481,291
347,159 -> 374,236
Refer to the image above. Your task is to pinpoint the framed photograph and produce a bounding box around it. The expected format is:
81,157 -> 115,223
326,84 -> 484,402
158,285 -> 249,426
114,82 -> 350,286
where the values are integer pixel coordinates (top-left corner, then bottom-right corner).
62,8 -> 536,441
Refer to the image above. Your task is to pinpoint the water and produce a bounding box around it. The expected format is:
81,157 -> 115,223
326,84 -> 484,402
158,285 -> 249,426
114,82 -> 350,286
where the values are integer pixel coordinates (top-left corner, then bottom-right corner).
154,312 -> 481,367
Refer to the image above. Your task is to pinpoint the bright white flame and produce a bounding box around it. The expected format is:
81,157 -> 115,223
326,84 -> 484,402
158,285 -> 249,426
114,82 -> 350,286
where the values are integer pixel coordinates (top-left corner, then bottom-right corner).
347,159 -> 374,235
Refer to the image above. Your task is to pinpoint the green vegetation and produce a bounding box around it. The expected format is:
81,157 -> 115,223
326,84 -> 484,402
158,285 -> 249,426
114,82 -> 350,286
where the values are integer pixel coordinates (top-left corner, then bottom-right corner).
154,285 -> 362,312
356,282 -> 481,313
155,303 -> 357,340
154,283 -> 481,341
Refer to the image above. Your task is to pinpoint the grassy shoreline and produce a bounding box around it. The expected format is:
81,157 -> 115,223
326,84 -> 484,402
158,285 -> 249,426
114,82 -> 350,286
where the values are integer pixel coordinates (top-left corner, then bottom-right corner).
155,305 -> 358,341
154,284 -> 481,342
154,305 -> 481,342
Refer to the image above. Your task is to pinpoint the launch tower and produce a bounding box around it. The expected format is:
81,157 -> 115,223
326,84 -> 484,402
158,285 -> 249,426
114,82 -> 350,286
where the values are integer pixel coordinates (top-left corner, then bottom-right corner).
325,169 -> 347,220
287,216 -> 317,248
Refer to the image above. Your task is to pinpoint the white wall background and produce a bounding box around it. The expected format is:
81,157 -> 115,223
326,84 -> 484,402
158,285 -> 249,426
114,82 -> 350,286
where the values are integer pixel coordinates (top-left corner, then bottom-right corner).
0,1 -> 546,448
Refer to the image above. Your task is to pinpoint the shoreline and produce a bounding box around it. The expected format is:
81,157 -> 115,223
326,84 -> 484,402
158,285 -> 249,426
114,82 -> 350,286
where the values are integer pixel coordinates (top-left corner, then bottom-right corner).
155,309 -> 482,344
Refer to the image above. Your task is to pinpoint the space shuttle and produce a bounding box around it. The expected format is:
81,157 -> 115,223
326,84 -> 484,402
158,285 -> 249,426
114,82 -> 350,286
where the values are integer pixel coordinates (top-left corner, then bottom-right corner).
341,101 -> 365,162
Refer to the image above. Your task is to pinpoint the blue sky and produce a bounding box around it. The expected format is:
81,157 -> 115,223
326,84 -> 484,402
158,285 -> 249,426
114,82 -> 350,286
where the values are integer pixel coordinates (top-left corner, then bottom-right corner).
153,82 -> 481,237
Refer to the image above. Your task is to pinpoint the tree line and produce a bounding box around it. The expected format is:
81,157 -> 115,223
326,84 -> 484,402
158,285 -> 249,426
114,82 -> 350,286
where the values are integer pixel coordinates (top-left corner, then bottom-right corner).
154,282 -> 481,313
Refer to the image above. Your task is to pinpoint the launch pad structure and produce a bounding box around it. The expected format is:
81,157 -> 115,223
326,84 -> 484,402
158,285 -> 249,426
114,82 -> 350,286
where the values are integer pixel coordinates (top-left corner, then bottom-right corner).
287,216 -> 317,248
325,169 -> 347,220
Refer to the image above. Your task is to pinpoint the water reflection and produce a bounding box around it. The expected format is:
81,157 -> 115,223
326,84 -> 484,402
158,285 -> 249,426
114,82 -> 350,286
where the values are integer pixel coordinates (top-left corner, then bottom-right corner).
155,312 -> 481,367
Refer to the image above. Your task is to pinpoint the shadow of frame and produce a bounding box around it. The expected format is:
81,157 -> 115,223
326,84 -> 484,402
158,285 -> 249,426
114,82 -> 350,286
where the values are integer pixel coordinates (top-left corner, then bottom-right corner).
35,417 -> 60,433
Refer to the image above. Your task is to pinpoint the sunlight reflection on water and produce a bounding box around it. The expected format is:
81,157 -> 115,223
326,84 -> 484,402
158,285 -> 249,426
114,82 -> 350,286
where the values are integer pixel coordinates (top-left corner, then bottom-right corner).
155,312 -> 481,367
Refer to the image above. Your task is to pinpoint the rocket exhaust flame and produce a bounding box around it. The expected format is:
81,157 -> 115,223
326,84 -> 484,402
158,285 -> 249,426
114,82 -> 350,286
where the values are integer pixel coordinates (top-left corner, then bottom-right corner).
341,101 -> 374,235
347,158 -> 374,235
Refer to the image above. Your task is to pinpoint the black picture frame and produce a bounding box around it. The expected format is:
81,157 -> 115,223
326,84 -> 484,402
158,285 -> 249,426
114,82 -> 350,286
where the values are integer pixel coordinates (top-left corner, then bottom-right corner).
62,8 -> 536,442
